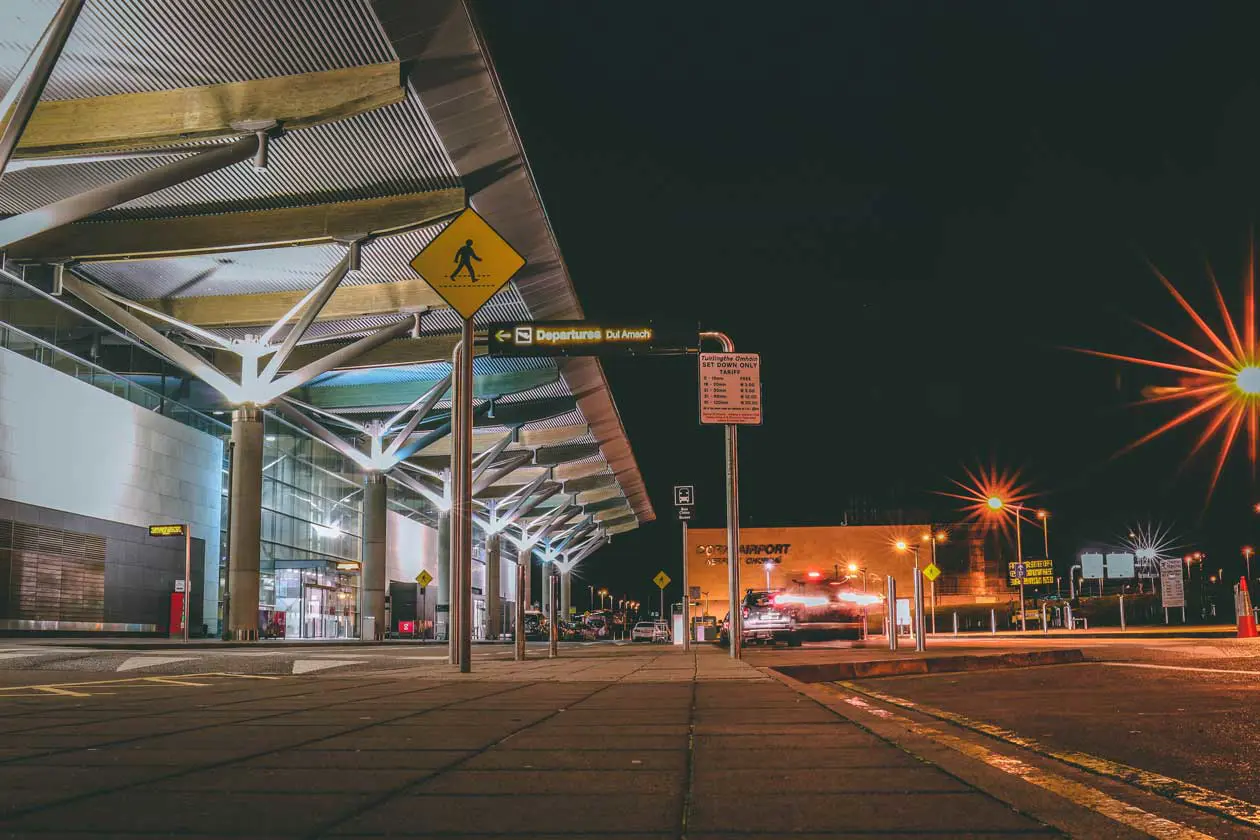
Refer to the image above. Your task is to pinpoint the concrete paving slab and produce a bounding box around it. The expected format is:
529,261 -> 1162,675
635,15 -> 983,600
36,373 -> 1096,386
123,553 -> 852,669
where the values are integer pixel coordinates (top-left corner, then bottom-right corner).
417,769 -> 686,795
687,791 -> 1047,833
236,749 -> 472,770
1,791 -> 371,835
461,748 -> 689,772
329,793 -> 681,835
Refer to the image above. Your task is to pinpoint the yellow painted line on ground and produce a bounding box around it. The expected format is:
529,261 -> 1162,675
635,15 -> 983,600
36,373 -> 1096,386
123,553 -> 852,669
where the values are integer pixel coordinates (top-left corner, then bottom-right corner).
839,680 -> 1260,830
1102,661 -> 1260,677
0,672 -> 283,699
832,690 -> 1214,840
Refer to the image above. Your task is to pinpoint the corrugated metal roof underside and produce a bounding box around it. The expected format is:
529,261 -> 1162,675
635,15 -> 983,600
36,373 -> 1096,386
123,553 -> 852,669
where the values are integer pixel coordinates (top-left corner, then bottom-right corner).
2,0 -> 393,98
0,0 -> 459,218
0,97 -> 458,217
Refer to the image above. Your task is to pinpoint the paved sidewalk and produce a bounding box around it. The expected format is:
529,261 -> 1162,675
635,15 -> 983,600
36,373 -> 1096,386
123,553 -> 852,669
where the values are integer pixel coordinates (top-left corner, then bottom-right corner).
0,646 -> 1061,838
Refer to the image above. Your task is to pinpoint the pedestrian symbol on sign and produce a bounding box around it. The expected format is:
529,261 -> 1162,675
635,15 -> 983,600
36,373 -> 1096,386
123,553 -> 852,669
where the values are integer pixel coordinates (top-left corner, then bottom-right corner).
450,239 -> 482,281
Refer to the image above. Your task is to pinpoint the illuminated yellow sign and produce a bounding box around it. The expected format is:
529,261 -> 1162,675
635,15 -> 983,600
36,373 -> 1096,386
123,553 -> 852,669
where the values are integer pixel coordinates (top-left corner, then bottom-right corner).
148,524 -> 185,537
409,208 -> 526,320
487,321 -> 687,357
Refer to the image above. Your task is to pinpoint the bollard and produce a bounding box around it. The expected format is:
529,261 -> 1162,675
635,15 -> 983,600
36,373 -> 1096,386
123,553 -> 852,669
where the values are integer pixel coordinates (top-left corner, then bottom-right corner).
990,608 -> 997,634
1042,603 -> 1049,635
1119,594 -> 1126,632
952,612 -> 959,636
1065,603 -> 1073,629
913,570 -> 926,652
548,574 -> 559,658
886,576 -> 898,651
514,564 -> 527,661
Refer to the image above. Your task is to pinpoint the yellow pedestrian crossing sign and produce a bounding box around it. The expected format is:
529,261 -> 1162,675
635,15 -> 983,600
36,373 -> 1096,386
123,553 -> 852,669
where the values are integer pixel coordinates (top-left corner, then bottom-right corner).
653,571 -> 671,590
922,563 -> 941,583
415,570 -> 433,587
409,208 -> 526,319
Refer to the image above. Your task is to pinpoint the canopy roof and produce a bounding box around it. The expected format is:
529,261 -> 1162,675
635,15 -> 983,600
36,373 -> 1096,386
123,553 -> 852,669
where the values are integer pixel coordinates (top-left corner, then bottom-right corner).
0,0 -> 653,532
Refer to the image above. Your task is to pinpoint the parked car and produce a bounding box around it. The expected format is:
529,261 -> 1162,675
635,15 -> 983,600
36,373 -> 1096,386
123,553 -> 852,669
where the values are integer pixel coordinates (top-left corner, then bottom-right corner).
584,614 -> 609,639
557,620 -> 587,641
719,584 -> 873,647
631,621 -> 657,642
523,611 -> 548,641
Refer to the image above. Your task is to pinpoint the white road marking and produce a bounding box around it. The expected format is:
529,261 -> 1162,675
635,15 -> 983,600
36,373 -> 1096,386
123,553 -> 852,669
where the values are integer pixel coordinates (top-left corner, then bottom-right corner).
292,659 -> 365,675
1102,661 -> 1260,676
116,656 -> 198,672
834,691 -> 1214,839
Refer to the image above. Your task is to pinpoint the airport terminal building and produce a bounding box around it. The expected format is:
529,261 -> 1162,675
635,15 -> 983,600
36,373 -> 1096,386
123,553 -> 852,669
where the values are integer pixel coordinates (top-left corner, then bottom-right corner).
0,0 -> 652,638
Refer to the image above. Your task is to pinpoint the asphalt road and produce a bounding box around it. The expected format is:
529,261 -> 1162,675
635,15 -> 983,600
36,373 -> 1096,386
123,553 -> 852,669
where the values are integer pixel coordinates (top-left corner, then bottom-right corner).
851,660 -> 1260,811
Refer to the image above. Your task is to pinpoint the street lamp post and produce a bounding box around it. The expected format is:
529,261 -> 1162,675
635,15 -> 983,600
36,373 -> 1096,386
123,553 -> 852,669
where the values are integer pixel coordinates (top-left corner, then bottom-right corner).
922,530 -> 946,633
988,497 -> 1026,631
763,561 -> 774,590
895,540 -> 926,651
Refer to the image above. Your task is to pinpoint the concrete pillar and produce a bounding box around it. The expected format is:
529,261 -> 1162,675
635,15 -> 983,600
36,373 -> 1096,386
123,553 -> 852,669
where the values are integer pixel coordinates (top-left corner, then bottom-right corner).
540,558 -> 552,623
436,510 -> 450,640
227,405 -> 263,640
486,533 -> 502,640
361,473 -> 387,640
518,543 -> 533,610
561,571 -> 571,621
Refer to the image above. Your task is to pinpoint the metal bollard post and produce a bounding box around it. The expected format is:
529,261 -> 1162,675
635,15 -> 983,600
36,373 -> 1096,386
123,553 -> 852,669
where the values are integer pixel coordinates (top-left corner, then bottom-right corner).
548,574 -> 560,658
1042,603 -> 1049,635
913,570 -> 926,652
514,563 -> 527,661
886,576 -> 898,651
1119,594 -> 1126,632
952,612 -> 958,636
990,608 -> 997,634
1065,603 -> 1073,629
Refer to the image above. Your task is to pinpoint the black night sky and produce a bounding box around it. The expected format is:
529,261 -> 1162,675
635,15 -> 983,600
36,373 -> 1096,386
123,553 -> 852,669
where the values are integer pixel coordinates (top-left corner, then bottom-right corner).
473,1 -> 1260,609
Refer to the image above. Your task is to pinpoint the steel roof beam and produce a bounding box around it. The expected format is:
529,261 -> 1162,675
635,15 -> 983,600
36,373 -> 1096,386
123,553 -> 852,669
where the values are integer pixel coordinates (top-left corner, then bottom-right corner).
58,269 -> 242,400
472,450 -> 533,496
12,62 -> 405,160
258,245 -> 358,382
4,188 -> 466,262
214,333 -> 463,380
0,133 -> 264,252
0,0 -> 86,175
136,278 -> 444,330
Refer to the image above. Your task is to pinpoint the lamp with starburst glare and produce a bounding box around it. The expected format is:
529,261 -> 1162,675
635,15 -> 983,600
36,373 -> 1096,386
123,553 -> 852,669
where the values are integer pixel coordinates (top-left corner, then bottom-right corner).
1074,252 -> 1260,501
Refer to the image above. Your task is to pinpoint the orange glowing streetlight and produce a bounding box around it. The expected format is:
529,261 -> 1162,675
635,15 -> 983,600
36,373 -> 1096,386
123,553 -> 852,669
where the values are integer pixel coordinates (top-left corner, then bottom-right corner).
1245,546 -> 1255,582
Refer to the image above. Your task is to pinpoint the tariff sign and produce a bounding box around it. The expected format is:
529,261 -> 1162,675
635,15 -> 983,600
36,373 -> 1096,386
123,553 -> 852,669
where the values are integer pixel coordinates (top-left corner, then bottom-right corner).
699,352 -> 762,425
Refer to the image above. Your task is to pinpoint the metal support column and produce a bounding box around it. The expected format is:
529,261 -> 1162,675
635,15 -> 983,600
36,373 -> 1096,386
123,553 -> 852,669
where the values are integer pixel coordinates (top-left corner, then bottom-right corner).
560,571 -> 571,622
361,473 -> 387,641
0,0 -> 87,175
549,574 -> 560,658
913,568 -> 926,652
486,533 -> 502,641
455,320 -> 474,673
886,576 -> 898,651
518,543 -> 533,612
436,509 -> 451,642
514,562 -> 527,660
227,406 -> 263,640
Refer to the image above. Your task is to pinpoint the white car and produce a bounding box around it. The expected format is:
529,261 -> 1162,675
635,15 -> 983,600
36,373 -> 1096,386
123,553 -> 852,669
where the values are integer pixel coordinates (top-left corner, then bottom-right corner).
631,621 -> 656,642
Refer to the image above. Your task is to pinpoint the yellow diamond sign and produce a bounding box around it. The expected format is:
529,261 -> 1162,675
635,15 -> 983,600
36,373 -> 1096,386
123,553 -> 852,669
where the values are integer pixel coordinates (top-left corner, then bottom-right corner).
653,570 -> 671,590
409,208 -> 526,319
415,569 -> 433,587
922,563 -> 941,583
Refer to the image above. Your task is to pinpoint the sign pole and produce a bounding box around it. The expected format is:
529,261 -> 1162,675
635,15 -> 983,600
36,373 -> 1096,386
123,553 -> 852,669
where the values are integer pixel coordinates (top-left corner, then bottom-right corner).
457,316 -> 474,673
183,523 -> 191,643
698,332 -> 748,660
1016,506 -> 1026,631
681,519 -> 690,652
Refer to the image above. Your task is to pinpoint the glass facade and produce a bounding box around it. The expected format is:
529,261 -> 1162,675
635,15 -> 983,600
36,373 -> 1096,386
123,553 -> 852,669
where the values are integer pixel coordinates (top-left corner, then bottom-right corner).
1,278 -> 370,638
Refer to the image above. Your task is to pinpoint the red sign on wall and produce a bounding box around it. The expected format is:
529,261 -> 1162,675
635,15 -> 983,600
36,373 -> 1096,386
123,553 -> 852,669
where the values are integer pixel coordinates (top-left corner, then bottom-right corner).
398,620 -> 416,635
